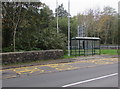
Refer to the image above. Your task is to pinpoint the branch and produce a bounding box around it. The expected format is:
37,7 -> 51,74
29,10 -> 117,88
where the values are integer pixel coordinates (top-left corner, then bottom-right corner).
2,3 -> 14,24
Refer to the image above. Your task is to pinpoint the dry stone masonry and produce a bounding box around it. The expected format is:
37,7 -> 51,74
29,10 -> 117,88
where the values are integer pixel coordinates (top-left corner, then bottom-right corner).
1,50 -> 64,64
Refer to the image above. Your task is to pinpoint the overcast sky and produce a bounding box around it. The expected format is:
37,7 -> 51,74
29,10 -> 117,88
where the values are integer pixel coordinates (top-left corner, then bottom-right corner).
40,0 -> 119,16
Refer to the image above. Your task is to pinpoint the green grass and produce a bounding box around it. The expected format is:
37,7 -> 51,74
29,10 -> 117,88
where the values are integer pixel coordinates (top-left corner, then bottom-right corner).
100,49 -> 118,55
63,54 -> 76,59
63,49 -> 118,58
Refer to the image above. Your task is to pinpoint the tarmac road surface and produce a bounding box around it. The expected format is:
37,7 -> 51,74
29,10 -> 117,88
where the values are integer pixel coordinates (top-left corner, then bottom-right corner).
2,60 -> 118,87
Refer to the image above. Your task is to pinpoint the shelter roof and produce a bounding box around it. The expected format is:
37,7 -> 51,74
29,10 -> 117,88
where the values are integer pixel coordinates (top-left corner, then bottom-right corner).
71,37 -> 100,40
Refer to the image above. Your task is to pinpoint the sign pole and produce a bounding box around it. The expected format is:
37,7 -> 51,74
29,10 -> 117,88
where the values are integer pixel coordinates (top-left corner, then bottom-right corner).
56,0 -> 59,33
68,0 -> 70,56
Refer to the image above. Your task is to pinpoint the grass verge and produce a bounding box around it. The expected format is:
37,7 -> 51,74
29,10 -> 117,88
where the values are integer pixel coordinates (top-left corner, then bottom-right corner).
100,49 -> 118,55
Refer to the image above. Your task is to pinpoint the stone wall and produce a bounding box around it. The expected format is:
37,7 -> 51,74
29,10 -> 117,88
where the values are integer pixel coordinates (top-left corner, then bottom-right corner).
1,49 -> 64,64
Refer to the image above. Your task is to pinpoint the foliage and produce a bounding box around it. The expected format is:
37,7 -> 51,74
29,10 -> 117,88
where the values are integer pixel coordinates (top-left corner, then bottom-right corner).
2,2 -> 118,54
2,2 -> 66,52
35,28 -> 67,51
55,4 -> 68,17
77,7 -> 118,45
50,17 -> 77,39
2,2 -> 43,51
101,49 -> 118,55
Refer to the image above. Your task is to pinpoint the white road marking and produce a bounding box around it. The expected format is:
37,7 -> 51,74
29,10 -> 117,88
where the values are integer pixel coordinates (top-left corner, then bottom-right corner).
62,73 -> 118,87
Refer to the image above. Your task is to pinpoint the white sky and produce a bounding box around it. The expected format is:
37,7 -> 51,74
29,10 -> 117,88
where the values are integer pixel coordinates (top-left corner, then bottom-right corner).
40,0 -> 119,16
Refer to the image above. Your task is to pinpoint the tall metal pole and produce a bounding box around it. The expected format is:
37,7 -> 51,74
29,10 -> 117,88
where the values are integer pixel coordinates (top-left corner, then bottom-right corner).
68,0 -> 70,56
77,26 -> 80,49
56,0 -> 59,33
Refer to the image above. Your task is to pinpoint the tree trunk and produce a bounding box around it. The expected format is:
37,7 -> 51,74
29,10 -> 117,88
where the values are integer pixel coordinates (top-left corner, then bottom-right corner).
13,26 -> 17,52
13,21 -> 19,52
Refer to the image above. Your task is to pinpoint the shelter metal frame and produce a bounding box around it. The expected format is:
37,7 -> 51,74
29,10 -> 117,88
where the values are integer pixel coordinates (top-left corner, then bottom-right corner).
70,37 -> 101,56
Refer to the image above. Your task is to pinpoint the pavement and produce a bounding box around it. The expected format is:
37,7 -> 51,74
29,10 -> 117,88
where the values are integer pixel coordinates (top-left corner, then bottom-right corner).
1,55 -> 118,79
2,61 -> 118,87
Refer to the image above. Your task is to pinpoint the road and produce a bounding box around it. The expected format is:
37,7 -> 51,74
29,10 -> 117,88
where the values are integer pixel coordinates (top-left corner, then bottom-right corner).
2,63 -> 118,87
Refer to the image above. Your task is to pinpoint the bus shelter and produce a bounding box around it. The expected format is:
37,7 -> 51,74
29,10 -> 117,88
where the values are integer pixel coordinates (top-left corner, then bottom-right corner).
70,37 -> 101,56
